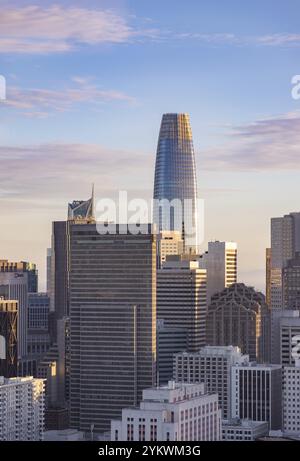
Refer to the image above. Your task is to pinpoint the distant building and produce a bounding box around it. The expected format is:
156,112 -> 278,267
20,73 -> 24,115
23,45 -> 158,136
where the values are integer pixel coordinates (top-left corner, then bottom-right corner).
46,248 -> 52,297
271,309 -> 300,365
27,292 -> 50,361
266,248 -> 272,308
0,260 -> 37,359
156,231 -> 184,268
111,381 -> 221,441
199,241 -> 237,304
0,299 -> 17,378
206,283 -> 270,362
222,419 -> 269,441
0,375 -> 45,441
269,212 -> 300,309
283,254 -> 300,309
231,363 -> 282,430
157,257 -> 207,351
157,319 -> 187,385
174,346 -> 249,420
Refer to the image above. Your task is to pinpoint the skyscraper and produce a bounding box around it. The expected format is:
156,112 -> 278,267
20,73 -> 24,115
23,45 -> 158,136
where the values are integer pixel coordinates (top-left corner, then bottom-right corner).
153,113 -> 198,252
199,241 -> 237,304
206,283 -> 270,362
0,299 -> 18,378
157,257 -> 207,352
269,212 -> 300,309
0,376 -> 45,441
69,223 -> 156,434
0,260 -> 37,359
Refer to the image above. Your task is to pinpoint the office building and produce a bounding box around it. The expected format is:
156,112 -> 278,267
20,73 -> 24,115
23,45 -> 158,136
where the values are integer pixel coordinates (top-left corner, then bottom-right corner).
46,248 -> 52,297
199,241 -> 237,304
111,381 -> 221,441
271,309 -> 300,365
0,375 -> 45,441
156,231 -> 184,268
283,254 -> 300,309
157,257 -> 207,351
206,283 -> 270,362
266,248 -> 272,307
222,419 -> 269,441
27,292 -> 50,361
0,260 -> 37,358
69,223 -> 156,434
174,346 -> 249,420
153,113 -> 198,253
157,319 -> 187,385
0,299 -> 17,378
231,363 -> 282,430
269,212 -> 300,309
283,359 -> 300,435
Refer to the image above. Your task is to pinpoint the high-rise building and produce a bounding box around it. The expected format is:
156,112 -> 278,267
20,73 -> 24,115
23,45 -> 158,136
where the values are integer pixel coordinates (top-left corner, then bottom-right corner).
271,309 -> 300,365
157,257 -> 207,352
0,375 -> 45,441
156,231 -> 184,268
280,313 -> 300,366
0,260 -> 37,359
283,360 -> 300,435
231,363 -> 282,430
69,223 -> 156,434
50,221 -> 69,341
27,293 -> 50,361
269,212 -> 300,309
157,319 -> 187,385
0,299 -> 18,378
67,188 -> 94,222
199,241 -> 237,304
50,191 -> 94,340
111,381 -> 221,441
266,248 -> 271,308
46,248 -> 52,297
173,346 -> 249,421
283,254 -> 300,309
153,113 -> 198,253
206,283 -> 270,362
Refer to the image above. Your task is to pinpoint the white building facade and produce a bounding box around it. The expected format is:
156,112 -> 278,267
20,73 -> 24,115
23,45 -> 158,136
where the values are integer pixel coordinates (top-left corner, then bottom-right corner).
111,382 -> 221,441
199,241 -> 237,304
174,346 -> 249,420
283,360 -> 300,435
0,376 -> 45,441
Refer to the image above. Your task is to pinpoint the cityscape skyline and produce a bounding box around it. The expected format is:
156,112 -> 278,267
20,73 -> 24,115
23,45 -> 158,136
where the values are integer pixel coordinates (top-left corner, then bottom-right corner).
1,1 -> 300,292
1,1 -> 300,445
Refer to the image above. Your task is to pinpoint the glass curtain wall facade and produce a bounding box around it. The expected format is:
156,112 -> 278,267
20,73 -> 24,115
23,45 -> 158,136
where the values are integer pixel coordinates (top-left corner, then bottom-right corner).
153,113 -> 198,252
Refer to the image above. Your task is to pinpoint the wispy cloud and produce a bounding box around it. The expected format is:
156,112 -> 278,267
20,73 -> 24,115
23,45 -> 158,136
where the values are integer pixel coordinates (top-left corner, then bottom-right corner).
3,79 -> 136,117
201,111 -> 300,171
0,5 -> 134,54
0,5 -> 299,54
0,143 -> 152,204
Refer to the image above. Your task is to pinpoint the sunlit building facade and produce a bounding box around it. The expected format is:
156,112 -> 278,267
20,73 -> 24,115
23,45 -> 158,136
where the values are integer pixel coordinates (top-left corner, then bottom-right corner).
153,113 -> 198,253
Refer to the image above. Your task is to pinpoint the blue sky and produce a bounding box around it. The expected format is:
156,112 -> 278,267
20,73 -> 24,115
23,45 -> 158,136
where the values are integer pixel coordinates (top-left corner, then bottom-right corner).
0,0 -> 300,290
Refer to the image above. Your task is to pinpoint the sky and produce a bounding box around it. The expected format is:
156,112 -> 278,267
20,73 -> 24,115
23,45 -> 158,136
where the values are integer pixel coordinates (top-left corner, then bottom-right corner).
0,0 -> 300,291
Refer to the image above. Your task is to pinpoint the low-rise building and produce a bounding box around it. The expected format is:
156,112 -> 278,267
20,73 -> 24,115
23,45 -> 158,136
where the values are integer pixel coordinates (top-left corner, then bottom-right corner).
111,381 -> 221,441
